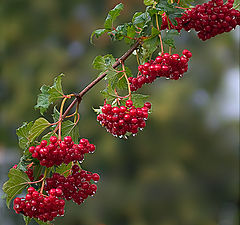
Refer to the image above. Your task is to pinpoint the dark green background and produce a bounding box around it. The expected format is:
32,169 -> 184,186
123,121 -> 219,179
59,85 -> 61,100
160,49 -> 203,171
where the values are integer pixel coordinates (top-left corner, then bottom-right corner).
0,0 -> 239,225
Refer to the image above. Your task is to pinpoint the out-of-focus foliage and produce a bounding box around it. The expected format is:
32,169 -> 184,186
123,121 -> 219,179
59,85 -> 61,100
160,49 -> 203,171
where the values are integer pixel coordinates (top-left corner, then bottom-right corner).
0,0 -> 239,225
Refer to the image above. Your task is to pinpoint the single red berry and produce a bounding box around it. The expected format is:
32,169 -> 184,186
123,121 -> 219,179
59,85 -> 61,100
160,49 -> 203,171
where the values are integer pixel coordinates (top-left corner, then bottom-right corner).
126,100 -> 133,107
50,136 -> 58,143
41,140 -> 48,147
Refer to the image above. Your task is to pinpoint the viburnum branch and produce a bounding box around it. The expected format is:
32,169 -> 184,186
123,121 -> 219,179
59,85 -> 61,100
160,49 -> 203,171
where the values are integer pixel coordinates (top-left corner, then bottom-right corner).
60,39 -> 141,120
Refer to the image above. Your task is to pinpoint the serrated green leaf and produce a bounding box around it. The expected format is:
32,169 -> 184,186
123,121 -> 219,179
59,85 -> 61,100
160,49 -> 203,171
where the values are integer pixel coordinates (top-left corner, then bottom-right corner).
104,3 -> 124,29
2,168 -> 30,208
35,74 -> 65,115
141,23 -> 152,36
29,118 -> 51,142
90,28 -> 107,44
163,38 -> 176,48
131,94 -> 149,108
125,25 -> 136,44
18,154 -> 32,172
92,54 -> 115,71
61,120 -> 79,143
48,74 -> 65,103
34,218 -> 53,225
32,164 -> 43,180
144,0 -> 155,6
16,121 -> 34,150
34,85 -> 50,115
55,163 -> 72,177
133,12 -> 151,27
24,216 -> 31,225
101,86 -> 116,104
143,35 -> 159,54
52,106 -> 60,123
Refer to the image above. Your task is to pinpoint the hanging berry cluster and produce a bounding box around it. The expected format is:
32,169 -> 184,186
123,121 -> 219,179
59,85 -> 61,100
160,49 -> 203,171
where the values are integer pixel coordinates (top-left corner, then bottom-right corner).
2,0 -> 239,224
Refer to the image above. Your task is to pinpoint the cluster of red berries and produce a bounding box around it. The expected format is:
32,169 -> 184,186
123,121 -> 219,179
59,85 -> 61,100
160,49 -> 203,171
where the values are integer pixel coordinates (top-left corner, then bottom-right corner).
128,50 -> 192,91
97,100 -> 151,137
44,165 -> 99,205
29,136 -> 95,167
176,0 -> 240,40
13,187 -> 65,222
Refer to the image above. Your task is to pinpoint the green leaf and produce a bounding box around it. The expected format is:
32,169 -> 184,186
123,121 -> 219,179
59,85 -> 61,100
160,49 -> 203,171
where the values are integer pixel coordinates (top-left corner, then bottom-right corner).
144,0 -> 155,6
35,74 -> 65,115
133,12 -> 151,27
90,28 -> 107,44
52,106 -> 60,123
2,168 -> 30,208
28,118 -> 51,142
104,3 -> 124,29
125,25 -> 136,44
92,54 -> 115,71
18,154 -> 32,172
131,94 -> 149,108
100,86 -> 116,104
55,163 -> 72,177
61,120 -> 80,143
163,38 -> 176,48
32,164 -> 43,180
143,35 -> 159,54
48,74 -> 64,103
34,218 -> 53,225
16,121 -> 33,150
34,85 -> 50,115
24,216 -> 31,225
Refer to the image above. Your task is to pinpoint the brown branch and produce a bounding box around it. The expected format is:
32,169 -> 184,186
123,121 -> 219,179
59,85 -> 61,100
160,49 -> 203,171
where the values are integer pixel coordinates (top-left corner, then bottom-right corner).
61,39 -> 141,121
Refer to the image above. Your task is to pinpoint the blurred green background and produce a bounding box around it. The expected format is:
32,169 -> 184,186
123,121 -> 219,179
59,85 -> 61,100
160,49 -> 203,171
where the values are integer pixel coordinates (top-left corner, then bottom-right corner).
0,0 -> 239,225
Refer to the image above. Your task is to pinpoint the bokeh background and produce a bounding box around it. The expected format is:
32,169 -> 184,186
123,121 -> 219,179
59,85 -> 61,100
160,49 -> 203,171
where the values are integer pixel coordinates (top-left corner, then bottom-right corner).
0,0 -> 239,225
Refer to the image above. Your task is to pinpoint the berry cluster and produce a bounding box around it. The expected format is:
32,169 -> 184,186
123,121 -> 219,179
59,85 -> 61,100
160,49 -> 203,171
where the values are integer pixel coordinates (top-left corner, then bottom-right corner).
44,165 -> 99,205
128,50 -> 192,91
29,136 -> 95,167
13,187 -> 65,222
176,0 -> 240,40
97,100 -> 151,137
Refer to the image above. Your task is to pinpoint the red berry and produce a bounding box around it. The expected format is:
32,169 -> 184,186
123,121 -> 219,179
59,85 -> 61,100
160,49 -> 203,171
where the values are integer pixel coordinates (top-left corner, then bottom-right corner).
126,100 -> 133,107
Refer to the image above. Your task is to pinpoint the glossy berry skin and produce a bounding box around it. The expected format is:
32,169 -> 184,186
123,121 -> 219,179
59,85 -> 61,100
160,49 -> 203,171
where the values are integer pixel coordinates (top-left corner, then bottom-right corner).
128,50 -> 192,91
29,136 -> 96,167
13,188 -> 65,222
44,165 -> 99,205
175,0 -> 240,41
97,101 -> 151,137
